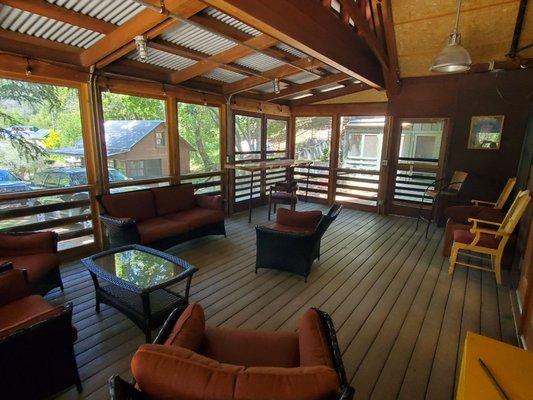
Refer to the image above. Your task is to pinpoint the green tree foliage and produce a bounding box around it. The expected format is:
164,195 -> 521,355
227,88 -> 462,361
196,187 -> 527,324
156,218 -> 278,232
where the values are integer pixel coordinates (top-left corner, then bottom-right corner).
177,102 -> 220,172
103,92 -> 165,120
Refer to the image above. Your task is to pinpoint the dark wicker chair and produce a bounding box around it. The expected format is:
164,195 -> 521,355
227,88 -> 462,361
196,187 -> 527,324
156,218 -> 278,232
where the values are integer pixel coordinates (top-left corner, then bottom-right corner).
256,204 -> 342,281
108,305 -> 354,400
0,263 -> 81,399
268,180 -> 298,220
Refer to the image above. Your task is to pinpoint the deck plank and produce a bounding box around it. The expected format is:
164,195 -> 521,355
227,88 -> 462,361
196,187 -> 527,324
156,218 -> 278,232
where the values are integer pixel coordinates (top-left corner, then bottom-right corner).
49,205 -> 518,400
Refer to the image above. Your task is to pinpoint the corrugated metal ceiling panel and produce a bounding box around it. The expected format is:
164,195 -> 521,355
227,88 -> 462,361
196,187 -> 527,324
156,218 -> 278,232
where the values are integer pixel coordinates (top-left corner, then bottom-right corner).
204,7 -> 260,37
162,23 -> 236,56
285,71 -> 321,84
203,68 -> 247,83
275,43 -> 307,59
235,53 -> 285,72
0,5 -> 103,47
46,0 -> 145,25
129,48 -> 197,71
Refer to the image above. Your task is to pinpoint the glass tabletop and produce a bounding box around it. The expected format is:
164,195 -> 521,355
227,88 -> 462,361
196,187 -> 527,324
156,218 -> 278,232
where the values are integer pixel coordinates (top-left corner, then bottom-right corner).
92,249 -> 186,290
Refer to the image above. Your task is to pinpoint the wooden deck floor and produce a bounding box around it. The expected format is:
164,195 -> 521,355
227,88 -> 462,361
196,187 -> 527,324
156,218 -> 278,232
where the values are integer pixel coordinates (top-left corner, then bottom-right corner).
49,204 -> 518,400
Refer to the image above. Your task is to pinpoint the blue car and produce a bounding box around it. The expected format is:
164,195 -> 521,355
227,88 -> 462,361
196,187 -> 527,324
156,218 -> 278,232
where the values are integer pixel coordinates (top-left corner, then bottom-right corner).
0,169 -> 32,194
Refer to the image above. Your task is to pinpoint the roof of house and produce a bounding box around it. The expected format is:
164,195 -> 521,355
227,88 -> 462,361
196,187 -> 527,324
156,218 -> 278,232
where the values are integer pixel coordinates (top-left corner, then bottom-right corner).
54,120 -> 194,156
5,126 -> 50,140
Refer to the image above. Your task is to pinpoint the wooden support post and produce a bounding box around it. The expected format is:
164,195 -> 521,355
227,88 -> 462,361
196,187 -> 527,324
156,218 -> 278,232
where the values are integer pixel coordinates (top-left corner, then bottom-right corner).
166,95 -> 180,185
219,103 -> 229,210
377,115 -> 393,215
328,114 -> 340,205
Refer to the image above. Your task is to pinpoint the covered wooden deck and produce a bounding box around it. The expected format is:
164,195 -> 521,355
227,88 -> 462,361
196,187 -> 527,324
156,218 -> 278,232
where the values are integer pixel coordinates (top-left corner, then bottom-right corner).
49,205 -> 518,400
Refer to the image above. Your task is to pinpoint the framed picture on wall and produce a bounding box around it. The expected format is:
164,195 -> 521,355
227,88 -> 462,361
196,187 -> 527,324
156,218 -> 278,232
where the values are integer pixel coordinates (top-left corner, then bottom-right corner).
468,115 -> 504,150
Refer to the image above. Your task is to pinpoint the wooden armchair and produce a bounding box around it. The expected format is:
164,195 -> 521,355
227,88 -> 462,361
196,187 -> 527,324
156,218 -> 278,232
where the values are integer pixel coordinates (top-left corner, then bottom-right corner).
0,263 -> 81,399
448,190 -> 531,284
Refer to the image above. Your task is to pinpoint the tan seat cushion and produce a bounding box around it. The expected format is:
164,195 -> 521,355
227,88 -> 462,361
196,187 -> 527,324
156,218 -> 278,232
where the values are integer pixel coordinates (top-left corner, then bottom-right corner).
201,326 -> 299,368
166,208 -> 225,230
164,303 -> 205,351
137,217 -> 189,244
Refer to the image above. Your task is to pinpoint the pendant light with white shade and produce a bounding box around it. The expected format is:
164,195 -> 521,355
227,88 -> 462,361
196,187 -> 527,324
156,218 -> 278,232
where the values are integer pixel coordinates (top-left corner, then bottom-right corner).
430,0 -> 472,73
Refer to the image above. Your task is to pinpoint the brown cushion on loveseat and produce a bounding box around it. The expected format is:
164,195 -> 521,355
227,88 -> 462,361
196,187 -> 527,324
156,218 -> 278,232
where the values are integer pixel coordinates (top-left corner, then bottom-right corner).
100,190 -> 156,222
298,309 -> 334,368
137,217 -> 189,244
166,208 -> 225,230
201,326 -> 299,368
152,185 -> 195,216
2,254 -> 59,286
164,303 -> 205,351
0,295 -> 62,339
0,231 -> 57,256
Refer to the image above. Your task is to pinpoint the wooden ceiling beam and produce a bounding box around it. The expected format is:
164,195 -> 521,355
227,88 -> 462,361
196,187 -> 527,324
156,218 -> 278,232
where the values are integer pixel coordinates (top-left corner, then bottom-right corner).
0,0 -> 116,34
338,0 -> 388,69
222,57 -> 323,95
377,0 -> 401,95
0,29 -> 82,66
200,0 -> 384,88
261,72 -> 350,101
289,82 -> 370,106
80,0 -> 207,67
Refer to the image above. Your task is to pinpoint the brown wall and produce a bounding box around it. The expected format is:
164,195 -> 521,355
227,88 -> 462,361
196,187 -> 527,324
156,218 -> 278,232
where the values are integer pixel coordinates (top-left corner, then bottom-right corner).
388,69 -> 533,203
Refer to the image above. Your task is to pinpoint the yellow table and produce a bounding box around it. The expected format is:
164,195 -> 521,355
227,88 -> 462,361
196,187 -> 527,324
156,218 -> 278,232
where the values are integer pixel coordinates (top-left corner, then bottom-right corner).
457,331 -> 533,400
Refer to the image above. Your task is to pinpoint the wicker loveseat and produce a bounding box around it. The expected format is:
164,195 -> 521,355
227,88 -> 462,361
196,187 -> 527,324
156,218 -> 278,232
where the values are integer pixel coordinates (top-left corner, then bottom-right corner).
98,184 -> 226,250
109,303 -> 354,400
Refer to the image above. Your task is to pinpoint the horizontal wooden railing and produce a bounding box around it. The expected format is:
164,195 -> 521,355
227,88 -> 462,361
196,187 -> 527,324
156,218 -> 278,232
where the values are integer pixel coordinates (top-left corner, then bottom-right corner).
394,158 -> 439,204
181,171 -> 223,196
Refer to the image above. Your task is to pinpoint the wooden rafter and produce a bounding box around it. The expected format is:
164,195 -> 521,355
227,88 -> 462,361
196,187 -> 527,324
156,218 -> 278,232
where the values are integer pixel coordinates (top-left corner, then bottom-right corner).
170,34 -> 278,84
0,29 -> 82,66
378,0 -> 401,95
338,0 -> 388,69
222,57 -> 323,95
261,72 -> 350,101
0,0 -> 115,34
79,0 -> 207,67
289,82 -> 370,106
200,0 -> 384,88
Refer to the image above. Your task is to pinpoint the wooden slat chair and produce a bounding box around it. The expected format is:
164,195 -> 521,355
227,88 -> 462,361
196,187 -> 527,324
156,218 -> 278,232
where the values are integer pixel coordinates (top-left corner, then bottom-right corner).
448,190 -> 531,284
471,177 -> 516,210
417,170 -> 469,237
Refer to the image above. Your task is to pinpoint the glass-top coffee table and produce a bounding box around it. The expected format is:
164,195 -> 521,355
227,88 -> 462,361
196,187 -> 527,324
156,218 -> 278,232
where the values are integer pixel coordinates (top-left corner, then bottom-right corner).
81,245 -> 197,342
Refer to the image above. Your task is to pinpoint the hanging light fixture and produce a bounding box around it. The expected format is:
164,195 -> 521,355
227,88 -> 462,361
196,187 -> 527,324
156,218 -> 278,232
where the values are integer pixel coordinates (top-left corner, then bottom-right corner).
272,78 -> 280,94
430,0 -> 471,73
135,35 -> 148,63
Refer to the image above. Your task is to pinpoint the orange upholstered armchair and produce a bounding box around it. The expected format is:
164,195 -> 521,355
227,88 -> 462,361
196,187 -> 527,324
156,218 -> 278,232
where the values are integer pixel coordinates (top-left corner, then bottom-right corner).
0,263 -> 81,399
109,303 -> 354,400
0,231 -> 62,295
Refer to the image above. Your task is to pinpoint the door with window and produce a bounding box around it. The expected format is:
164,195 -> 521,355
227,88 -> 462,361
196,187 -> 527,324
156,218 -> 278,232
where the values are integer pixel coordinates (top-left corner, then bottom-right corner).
232,113 -> 288,208
388,118 -> 449,211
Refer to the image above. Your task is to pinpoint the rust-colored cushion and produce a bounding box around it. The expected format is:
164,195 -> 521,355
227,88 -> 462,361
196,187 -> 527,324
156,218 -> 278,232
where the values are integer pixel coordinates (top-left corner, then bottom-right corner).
276,209 -> 322,231
0,268 -> 29,307
298,309 -> 334,368
166,208 -> 225,230
0,295 -> 62,339
443,220 -> 470,257
235,365 -> 340,400
0,231 -> 57,257
132,344 -> 243,400
4,254 -> 59,286
164,303 -> 205,351
445,205 -> 504,224
269,223 -> 315,235
137,217 -> 189,244
195,194 -> 224,211
152,185 -> 195,216
100,190 -> 156,222
453,229 -> 501,249
201,326 -> 299,368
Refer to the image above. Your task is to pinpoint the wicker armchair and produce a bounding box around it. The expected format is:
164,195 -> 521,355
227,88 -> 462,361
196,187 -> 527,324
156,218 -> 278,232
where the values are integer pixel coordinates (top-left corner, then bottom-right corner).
109,304 -> 354,400
0,263 -> 81,399
256,204 -> 342,281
